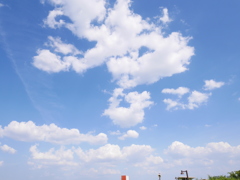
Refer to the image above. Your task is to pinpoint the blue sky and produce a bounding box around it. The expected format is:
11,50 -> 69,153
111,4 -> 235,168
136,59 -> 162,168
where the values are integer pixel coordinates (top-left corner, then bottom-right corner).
0,0 -> 240,180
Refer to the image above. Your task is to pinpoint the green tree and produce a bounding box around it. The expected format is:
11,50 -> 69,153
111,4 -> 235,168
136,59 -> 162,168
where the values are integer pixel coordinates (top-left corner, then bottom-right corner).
228,170 -> 240,179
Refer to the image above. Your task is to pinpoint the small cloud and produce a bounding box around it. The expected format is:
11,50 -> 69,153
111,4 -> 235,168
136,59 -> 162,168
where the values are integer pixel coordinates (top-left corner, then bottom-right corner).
0,3 -> 4,7
159,8 -> 172,24
139,126 -> 147,130
153,124 -> 158,127
103,89 -> 153,128
0,161 -> 3,166
118,130 -> 139,140
205,124 -> 211,128
203,79 -> 225,90
0,144 -> 16,154
163,86 -> 211,111
109,130 -> 121,135
238,97 -> 240,101
162,87 -> 190,97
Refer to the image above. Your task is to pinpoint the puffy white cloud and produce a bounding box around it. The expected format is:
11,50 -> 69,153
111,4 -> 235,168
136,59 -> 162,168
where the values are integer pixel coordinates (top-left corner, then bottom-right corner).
43,8 -> 65,28
33,49 -> 70,73
203,79 -> 225,90
47,36 -> 82,55
28,143 -> 163,171
109,130 -> 121,136
139,126 -> 147,130
103,88 -> 153,128
29,145 -> 78,166
162,87 -> 190,97
164,141 -> 240,167
0,121 -> 107,145
163,98 -> 183,110
0,144 -> 16,154
187,90 -> 211,109
75,143 -> 162,166
33,0 -> 194,89
165,141 -> 209,157
162,85 -> 211,111
118,130 -> 139,140
159,8 -> 172,24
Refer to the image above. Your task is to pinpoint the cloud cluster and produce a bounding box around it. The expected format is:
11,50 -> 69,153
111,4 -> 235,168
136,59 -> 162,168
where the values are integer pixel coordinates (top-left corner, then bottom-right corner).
165,141 -> 240,166
103,88 -> 153,128
33,0 -> 194,89
0,121 -> 107,145
162,80 -> 224,110
29,143 -> 163,172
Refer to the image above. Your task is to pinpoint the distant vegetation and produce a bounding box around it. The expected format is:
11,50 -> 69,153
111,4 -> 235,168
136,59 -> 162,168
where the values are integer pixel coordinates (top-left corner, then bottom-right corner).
208,170 -> 240,180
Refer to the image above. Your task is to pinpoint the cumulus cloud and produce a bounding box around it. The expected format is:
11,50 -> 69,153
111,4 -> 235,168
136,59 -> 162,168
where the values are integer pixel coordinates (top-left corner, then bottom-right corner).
103,88 -> 153,128
0,144 -> 16,154
29,143 -> 163,171
109,130 -> 121,136
162,87 -> 190,97
33,0 -> 194,89
46,36 -> 82,55
165,141 -> 240,166
159,8 -> 172,24
139,126 -> 147,130
203,79 -> 225,90
43,8 -> 65,29
29,145 -> 77,166
33,49 -> 70,73
162,84 -> 212,111
118,130 -> 139,140
0,121 -> 107,145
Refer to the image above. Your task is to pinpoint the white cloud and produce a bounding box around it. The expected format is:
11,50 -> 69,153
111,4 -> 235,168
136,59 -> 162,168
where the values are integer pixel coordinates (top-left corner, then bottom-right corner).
47,36 -> 82,55
159,8 -> 172,24
163,87 -> 211,110
75,143 -> 163,166
0,144 -> 16,154
0,121 -> 107,145
103,88 -> 153,128
43,8 -> 65,29
163,98 -> 183,110
162,87 -> 190,97
165,141 -> 240,164
203,79 -> 225,90
33,49 -> 70,73
0,161 -> 3,166
109,130 -> 121,136
29,145 -> 78,166
118,130 -> 139,140
187,90 -> 211,109
33,0 -> 194,89
139,126 -> 147,130
29,143 -> 163,171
